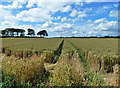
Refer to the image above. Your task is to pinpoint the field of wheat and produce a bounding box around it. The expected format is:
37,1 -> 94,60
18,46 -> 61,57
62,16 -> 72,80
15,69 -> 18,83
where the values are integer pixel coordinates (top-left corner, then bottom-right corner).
1,38 -> 119,87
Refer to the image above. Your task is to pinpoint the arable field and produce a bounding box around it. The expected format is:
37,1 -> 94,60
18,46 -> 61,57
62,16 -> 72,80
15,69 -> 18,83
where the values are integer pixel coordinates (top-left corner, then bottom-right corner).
2,38 -> 62,51
1,38 -> 119,87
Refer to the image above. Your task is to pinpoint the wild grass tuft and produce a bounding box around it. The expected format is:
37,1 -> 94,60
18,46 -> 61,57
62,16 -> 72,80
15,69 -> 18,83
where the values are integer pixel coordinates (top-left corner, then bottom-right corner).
2,55 -> 45,87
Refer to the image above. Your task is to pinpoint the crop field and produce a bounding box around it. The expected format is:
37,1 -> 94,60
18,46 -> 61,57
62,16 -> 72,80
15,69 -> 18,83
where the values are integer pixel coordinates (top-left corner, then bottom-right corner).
67,38 -> 118,54
1,38 -> 119,87
2,38 -> 62,51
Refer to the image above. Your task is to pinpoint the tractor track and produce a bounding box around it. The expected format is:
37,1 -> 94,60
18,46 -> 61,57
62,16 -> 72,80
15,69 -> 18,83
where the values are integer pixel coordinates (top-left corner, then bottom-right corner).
53,39 -> 64,63
67,40 -> 90,72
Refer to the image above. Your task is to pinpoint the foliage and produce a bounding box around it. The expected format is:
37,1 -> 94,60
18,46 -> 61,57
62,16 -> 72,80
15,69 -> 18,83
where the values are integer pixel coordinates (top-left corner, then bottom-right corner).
1,28 -> 25,36
37,30 -> 48,37
27,28 -> 35,36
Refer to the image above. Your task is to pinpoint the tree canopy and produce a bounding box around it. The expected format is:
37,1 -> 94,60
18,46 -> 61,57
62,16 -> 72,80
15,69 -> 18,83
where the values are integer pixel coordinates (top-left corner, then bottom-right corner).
37,30 -> 48,37
27,28 -> 35,36
1,28 -> 25,36
0,28 -> 48,38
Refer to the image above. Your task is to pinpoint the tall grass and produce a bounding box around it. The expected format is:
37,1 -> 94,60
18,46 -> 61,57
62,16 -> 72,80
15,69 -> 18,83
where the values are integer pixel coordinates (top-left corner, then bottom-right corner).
67,40 -> 104,86
2,54 -> 46,87
67,38 -> 118,73
48,51 -> 84,86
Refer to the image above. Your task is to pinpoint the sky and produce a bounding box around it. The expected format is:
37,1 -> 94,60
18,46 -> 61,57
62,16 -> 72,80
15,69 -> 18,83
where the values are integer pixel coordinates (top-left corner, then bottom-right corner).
0,0 -> 119,37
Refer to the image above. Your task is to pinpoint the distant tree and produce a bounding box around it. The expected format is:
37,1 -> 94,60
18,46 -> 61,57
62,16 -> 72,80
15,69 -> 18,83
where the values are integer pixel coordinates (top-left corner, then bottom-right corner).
3,28 -> 25,37
5,28 -> 12,36
1,30 -> 6,35
20,29 -> 25,37
15,29 -> 25,36
15,29 -> 20,36
5,28 -> 15,36
60,36 -> 63,38
37,30 -> 48,37
27,28 -> 35,36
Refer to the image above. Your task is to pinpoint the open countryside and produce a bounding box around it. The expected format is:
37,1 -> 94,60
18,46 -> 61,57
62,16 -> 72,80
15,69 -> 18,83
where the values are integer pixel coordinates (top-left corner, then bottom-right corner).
0,0 -> 119,87
1,38 -> 119,87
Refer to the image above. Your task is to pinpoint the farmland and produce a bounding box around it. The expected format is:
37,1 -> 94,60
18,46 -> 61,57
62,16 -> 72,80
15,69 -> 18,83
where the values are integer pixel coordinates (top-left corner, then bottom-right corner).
2,38 -> 62,51
1,38 -> 119,87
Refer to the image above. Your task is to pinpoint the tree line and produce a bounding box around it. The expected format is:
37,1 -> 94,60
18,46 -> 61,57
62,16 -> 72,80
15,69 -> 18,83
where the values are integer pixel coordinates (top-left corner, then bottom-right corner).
0,28 -> 48,37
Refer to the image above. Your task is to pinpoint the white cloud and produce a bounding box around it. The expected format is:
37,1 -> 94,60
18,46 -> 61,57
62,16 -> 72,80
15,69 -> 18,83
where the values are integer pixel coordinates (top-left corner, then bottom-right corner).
70,11 -> 87,22
109,10 -> 118,17
72,18 -> 79,22
1,21 -> 11,27
61,5 -> 71,12
97,21 -> 117,31
87,20 -> 92,22
75,18 -> 118,36
61,17 -> 67,22
0,5 -> 17,29
2,0 -> 27,9
70,10 -> 77,17
37,1 -> 68,13
72,31 -> 79,34
26,0 -> 37,8
16,8 -> 52,22
42,21 -> 73,33
103,6 -> 109,9
78,12 -> 87,18
94,18 -> 107,23
42,21 -> 58,28
17,0 -> 28,4
54,16 -> 61,20
102,4 -> 114,10
93,18 -> 118,33
2,0 -> 19,9
0,6 -> 11,19
70,9 -> 87,19
20,1 -> 71,22
75,2 -> 84,6
83,8 -> 92,12
52,23 -> 73,32
18,5 -> 23,8
114,4 -> 118,7
88,31 -> 97,35
12,0 -> 19,8
57,16 -> 61,20
84,0 -> 119,2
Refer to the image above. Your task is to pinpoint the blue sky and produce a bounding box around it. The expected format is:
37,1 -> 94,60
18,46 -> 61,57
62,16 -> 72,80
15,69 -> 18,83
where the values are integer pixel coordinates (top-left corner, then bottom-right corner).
0,0 -> 119,37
